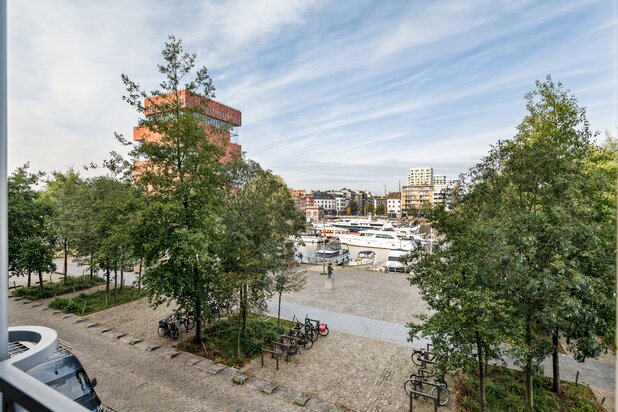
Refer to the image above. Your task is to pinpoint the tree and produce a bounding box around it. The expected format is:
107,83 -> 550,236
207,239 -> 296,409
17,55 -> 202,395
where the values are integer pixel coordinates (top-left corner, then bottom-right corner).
346,200 -> 358,215
8,165 -> 57,290
405,76 -> 616,409
86,176 -> 136,302
120,35 -> 227,343
375,203 -> 386,215
363,202 -> 374,214
489,77 -> 614,403
271,247 -> 307,326
220,160 -> 305,357
44,169 -> 84,282
404,196 -> 514,412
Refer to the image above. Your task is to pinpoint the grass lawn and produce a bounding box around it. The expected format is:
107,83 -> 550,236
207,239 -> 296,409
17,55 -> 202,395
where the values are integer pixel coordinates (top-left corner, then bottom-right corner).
457,365 -> 603,411
179,315 -> 293,368
49,287 -> 142,316
12,275 -> 105,300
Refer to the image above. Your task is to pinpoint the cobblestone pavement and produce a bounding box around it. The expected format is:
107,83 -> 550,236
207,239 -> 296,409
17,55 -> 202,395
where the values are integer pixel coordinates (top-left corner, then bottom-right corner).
282,265 -> 428,325
242,330 -> 454,412
86,297 -> 183,349
9,298 -> 302,412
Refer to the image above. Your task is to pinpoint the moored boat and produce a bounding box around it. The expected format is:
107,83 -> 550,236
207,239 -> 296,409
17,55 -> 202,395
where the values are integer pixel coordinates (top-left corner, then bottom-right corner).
384,248 -> 411,272
347,250 -> 376,267
305,248 -> 350,265
337,230 -> 416,251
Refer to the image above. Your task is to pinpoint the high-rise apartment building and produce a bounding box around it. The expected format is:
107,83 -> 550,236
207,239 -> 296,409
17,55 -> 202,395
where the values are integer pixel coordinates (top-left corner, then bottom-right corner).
407,167 -> 433,186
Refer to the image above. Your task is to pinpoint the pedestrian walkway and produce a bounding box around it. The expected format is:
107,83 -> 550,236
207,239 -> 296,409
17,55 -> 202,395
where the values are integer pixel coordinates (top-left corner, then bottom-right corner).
267,300 -> 430,348
268,300 -> 615,392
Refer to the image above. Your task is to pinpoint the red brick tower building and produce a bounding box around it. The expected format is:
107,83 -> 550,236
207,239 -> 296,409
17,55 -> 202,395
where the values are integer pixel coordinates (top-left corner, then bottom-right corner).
133,90 -> 242,162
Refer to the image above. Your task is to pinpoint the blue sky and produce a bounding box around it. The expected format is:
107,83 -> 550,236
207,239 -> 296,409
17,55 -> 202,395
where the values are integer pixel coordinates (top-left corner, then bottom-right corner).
7,0 -> 617,193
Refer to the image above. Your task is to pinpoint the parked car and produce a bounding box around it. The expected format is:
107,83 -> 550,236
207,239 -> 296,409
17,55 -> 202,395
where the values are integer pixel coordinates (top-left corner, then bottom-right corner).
26,340 -> 103,411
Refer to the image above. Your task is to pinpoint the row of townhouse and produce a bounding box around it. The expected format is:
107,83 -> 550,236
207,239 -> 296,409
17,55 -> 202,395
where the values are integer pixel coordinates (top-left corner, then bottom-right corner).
291,188 -> 374,216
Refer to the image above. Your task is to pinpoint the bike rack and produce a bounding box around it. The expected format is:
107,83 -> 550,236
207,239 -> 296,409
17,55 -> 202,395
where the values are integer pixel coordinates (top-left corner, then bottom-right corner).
261,348 -> 280,370
403,379 -> 442,412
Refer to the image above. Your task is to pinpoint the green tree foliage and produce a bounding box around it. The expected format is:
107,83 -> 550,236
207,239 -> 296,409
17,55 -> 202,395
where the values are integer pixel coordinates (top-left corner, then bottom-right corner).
375,203 -> 386,215
220,160 -> 305,357
405,198 -> 514,412
347,200 -> 358,215
483,77 -> 615,404
119,35 -> 227,342
8,164 -> 56,290
270,246 -> 307,326
87,176 -> 139,301
406,76 -> 616,410
364,202 -> 374,214
43,169 -> 84,282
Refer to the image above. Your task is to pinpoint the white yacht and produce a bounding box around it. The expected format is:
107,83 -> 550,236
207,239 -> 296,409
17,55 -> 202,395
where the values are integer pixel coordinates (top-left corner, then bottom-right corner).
337,230 -> 417,251
384,248 -> 411,272
331,218 -> 388,232
300,234 -> 326,244
305,248 -> 350,265
347,250 -> 376,267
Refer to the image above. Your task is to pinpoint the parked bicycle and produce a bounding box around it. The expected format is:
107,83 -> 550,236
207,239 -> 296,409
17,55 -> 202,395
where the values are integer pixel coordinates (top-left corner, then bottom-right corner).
290,316 -> 314,349
157,314 -> 180,340
411,346 -> 436,367
304,314 -> 329,341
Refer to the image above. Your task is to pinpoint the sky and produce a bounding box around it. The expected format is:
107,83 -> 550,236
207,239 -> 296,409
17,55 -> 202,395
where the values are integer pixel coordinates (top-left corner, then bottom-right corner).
7,0 -> 618,193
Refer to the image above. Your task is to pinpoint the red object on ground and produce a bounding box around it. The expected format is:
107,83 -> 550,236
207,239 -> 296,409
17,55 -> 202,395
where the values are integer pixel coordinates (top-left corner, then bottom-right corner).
319,324 -> 327,333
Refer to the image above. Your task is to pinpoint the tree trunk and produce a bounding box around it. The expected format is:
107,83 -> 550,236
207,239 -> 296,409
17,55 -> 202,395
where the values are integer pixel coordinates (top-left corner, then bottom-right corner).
138,258 -> 143,297
237,286 -> 243,359
27,270 -> 31,288
89,255 -> 94,280
552,326 -> 561,395
38,270 -> 43,292
105,267 -> 110,301
476,333 -> 487,412
113,268 -> 118,301
194,299 -> 202,343
193,263 -> 202,343
277,290 -> 282,326
525,320 -> 534,409
242,283 -> 248,333
63,239 -> 68,283
120,257 -> 124,291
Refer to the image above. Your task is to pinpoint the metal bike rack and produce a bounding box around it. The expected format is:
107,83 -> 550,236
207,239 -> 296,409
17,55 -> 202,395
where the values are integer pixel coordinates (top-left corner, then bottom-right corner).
403,378 -> 443,412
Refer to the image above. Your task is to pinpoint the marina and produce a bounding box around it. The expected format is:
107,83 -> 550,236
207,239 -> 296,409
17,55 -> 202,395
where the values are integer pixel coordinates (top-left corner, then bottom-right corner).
292,217 -> 435,272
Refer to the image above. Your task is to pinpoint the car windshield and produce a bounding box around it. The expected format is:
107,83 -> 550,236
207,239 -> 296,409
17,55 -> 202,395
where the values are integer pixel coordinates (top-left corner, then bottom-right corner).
47,369 -> 93,400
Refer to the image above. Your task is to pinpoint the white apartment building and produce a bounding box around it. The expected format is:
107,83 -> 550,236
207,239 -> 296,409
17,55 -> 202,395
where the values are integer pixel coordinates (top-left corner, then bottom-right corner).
408,167 -> 433,186
387,192 -> 401,217
313,192 -> 336,211
335,196 -> 349,214
432,175 -> 448,204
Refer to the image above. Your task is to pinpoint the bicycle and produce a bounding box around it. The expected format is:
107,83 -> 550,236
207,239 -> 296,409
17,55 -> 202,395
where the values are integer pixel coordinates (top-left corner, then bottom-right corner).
411,347 -> 436,367
290,317 -> 314,350
172,309 -> 196,333
305,314 -> 329,338
157,314 -> 180,340
275,335 -> 301,362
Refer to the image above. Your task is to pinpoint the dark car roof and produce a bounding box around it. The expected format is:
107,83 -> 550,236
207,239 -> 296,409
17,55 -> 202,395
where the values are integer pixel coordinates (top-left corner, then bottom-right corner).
26,349 -> 85,384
